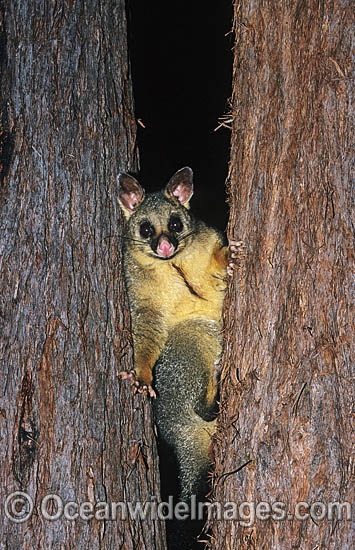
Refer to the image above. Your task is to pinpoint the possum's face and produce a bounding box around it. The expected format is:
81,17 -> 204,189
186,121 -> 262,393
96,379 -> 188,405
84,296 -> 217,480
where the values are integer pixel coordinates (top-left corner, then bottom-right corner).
126,193 -> 196,260
117,167 -> 196,260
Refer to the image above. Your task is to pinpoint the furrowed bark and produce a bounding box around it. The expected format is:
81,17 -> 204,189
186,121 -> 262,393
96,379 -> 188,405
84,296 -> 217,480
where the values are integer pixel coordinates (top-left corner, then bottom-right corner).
0,2 -> 165,548
210,1 -> 353,548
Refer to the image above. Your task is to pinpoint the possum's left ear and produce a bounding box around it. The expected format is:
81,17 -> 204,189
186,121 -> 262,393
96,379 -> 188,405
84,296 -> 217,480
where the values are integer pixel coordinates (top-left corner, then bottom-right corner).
165,167 -> 194,208
117,172 -> 145,219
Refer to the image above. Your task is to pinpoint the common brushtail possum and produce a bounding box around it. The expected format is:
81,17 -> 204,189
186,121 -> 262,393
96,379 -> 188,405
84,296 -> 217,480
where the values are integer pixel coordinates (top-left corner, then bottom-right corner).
118,167 -> 243,549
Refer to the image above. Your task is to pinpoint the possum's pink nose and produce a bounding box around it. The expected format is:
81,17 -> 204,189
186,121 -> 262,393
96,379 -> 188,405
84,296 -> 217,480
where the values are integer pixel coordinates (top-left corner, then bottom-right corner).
157,235 -> 174,258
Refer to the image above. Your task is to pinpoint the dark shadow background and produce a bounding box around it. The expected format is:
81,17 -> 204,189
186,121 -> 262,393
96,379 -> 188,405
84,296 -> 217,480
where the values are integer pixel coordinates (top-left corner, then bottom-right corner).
127,0 -> 233,231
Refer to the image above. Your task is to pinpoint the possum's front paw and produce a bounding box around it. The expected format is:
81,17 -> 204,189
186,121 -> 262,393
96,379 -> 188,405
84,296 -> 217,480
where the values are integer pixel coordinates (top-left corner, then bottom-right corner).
120,370 -> 156,398
227,240 -> 246,276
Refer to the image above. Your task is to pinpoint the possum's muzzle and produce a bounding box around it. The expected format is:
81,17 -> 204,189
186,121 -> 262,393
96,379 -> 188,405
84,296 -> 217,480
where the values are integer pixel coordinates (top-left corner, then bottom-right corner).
152,233 -> 178,259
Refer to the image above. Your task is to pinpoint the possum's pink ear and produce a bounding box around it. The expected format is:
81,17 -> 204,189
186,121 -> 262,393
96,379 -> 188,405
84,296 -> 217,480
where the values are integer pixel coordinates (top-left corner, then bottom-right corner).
117,173 -> 145,218
165,167 -> 194,208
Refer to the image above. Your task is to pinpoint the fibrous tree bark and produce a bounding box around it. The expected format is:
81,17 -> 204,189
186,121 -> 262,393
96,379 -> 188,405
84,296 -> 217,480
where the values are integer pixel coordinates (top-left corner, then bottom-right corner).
210,1 -> 353,549
0,2 -> 165,548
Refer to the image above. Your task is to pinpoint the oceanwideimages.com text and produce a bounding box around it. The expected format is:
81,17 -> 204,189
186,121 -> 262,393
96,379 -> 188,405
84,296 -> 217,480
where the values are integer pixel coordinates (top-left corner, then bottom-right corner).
4,492 -> 351,526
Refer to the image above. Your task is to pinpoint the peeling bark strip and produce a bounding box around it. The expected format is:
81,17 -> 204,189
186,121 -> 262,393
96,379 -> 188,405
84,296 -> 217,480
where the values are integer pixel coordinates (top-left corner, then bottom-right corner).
210,1 -> 353,549
0,2 -> 166,549
12,370 -> 37,487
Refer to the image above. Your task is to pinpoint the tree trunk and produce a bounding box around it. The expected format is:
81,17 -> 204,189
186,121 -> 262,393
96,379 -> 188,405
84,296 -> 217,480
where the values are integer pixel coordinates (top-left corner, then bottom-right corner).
210,1 -> 353,548
0,2 -> 165,548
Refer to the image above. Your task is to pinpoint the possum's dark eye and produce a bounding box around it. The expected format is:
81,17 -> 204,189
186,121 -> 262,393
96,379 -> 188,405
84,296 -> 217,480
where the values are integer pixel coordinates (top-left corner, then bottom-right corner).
168,215 -> 183,233
139,221 -> 154,238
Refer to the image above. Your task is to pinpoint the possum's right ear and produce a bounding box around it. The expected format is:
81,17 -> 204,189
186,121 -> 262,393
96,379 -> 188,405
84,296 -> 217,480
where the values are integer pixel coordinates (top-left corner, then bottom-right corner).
117,173 -> 145,219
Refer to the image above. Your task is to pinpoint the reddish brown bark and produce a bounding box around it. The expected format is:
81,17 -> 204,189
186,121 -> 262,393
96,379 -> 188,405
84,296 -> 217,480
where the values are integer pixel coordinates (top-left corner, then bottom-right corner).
210,0 -> 353,549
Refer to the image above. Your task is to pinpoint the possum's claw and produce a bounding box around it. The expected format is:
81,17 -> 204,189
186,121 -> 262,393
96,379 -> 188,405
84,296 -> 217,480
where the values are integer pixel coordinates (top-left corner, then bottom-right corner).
227,240 -> 246,276
135,380 -> 157,399
120,371 -> 156,398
